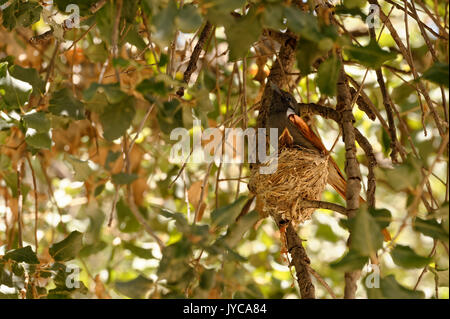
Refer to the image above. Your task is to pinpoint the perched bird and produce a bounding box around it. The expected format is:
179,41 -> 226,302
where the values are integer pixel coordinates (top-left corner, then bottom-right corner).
267,82 -> 347,200
266,82 -> 391,241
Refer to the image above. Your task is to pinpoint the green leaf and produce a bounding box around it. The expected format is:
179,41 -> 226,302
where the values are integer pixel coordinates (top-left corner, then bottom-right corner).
350,207 -> 384,256
25,132 -> 52,150
79,241 -> 107,257
0,62 -> 33,109
413,217 -> 449,242
344,39 -> 397,69
330,250 -> 368,272
315,222 -> 340,243
49,88 -> 85,120
177,4 -> 202,33
0,153 -> 11,170
221,210 -> 259,248
211,196 -> 248,228
94,1 -> 114,44
377,155 -> 422,191
317,55 -> 341,97
22,111 -> 52,150
66,155 -> 92,181
112,57 -> 130,68
157,240 -> 194,286
8,65 -> 45,97
112,173 -> 138,185
199,268 -> 216,290
391,245 -> 432,268
114,275 -> 154,299
1,171 -> 30,198
104,150 -> 121,170
225,8 -> 262,61
261,3 -> 285,30
83,91 -> 109,114
204,0 -> 245,26
391,82 -> 416,105
4,246 -> 40,264
422,62 -> 449,87
380,275 -> 425,299
1,0 -> 42,30
284,7 -> 321,42
123,26 -> 147,51
84,83 -> 127,104
364,274 -> 384,299
381,128 -> 391,156
121,0 -> 139,23
0,117 -> 13,131
84,43 -> 109,63
122,242 -> 154,259
94,184 -> 105,197
47,263 -> 88,298
159,207 -> 190,234
136,77 -> 168,98
368,208 -> 392,229
116,198 -> 141,233
153,0 -> 178,44
49,231 -> 83,262
23,112 -> 50,133
296,39 -> 323,75
156,99 -> 182,135
100,96 -> 136,141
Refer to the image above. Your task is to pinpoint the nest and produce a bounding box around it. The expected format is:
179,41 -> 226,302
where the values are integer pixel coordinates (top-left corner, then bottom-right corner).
249,147 -> 329,225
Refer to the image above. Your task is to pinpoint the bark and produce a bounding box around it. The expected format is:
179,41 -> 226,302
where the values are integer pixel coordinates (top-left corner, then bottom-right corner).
336,50 -> 362,299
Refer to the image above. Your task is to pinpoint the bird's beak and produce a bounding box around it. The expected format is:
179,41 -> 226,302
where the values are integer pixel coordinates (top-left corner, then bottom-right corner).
286,106 -> 296,117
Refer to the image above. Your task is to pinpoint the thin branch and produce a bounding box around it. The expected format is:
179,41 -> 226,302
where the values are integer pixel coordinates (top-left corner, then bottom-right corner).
176,21 -> 214,97
26,155 -> 39,252
16,160 -> 25,249
307,266 -> 337,299
295,199 -> 347,216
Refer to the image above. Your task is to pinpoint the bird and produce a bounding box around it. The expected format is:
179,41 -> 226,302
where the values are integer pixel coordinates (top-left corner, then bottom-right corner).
266,82 -> 391,241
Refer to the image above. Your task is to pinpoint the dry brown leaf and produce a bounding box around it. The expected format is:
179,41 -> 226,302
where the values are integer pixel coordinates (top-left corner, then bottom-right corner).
187,180 -> 205,212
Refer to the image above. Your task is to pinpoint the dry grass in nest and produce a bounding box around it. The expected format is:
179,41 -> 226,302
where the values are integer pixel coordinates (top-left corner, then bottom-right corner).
249,147 -> 329,225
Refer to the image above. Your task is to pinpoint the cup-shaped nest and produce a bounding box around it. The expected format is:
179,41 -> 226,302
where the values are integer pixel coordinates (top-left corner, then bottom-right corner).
249,147 -> 329,225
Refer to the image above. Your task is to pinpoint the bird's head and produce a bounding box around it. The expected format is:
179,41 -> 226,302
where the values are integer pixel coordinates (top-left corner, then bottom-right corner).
268,82 -> 298,116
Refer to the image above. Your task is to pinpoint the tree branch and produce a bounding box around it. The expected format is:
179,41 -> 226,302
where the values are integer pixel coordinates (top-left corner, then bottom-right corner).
275,218 -> 315,299
176,21 -> 214,97
336,49 -> 362,299
295,199 -> 347,216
